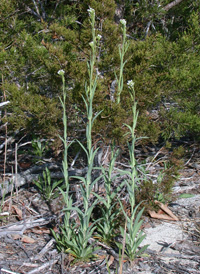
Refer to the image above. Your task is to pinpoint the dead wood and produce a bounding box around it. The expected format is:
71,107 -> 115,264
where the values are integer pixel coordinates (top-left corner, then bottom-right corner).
26,259 -> 59,274
30,238 -> 55,261
163,0 -> 184,11
0,162 -> 88,198
0,215 -> 56,238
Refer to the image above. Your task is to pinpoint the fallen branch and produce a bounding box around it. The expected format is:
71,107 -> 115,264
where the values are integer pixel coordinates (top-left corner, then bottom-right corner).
0,268 -> 20,274
0,215 -> 56,238
27,259 -> 58,274
30,238 -> 56,261
0,162 -> 88,198
163,0 -> 184,11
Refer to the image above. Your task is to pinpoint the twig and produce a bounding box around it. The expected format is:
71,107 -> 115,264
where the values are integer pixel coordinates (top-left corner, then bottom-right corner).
15,143 -> 18,198
32,0 -> 40,16
70,150 -> 81,168
146,146 -> 165,170
163,0 -> 184,11
0,136 -> 15,151
0,268 -> 20,274
27,259 -> 58,274
38,0 -> 47,20
2,73 -> 7,189
184,147 -> 196,166
30,238 -> 56,261
8,167 -> 14,214
24,5 -> 41,19
0,215 -> 56,237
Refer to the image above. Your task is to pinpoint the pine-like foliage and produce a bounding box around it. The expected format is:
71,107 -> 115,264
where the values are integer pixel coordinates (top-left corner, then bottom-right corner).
0,0 -> 200,144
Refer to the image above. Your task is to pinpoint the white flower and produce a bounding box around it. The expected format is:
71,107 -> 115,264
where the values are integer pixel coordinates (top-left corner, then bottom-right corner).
127,80 -> 134,89
87,7 -> 95,16
89,41 -> 94,48
97,34 -> 102,40
120,19 -> 126,26
58,69 -> 65,76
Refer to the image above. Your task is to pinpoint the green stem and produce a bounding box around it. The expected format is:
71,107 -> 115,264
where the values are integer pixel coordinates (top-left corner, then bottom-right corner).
61,75 -> 69,197
129,94 -> 138,213
116,20 -> 128,104
85,7 -> 97,213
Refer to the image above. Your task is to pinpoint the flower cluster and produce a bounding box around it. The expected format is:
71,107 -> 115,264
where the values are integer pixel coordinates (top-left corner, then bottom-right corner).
96,34 -> 102,41
89,41 -> 94,48
58,69 -> 65,76
127,80 -> 134,89
87,7 -> 95,17
120,19 -> 126,26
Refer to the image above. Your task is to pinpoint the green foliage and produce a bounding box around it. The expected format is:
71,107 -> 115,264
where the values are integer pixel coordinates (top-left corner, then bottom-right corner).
178,193 -> 195,199
53,68 -> 74,255
115,80 -> 148,261
52,210 -> 99,263
53,10 -> 103,261
2,82 -> 61,138
93,146 -> 125,244
115,19 -> 129,104
122,0 -> 200,40
136,146 -> 184,212
117,206 -> 148,261
52,10 -> 148,264
31,139 -> 49,162
1,3 -> 199,267
51,214 -> 76,255
1,0 -> 200,143
34,168 -> 63,201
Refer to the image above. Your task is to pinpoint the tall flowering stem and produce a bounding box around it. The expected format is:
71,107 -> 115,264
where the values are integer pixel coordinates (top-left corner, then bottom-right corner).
83,7 -> 101,209
116,19 -> 129,104
57,70 -> 68,190
63,8 -> 103,259
60,72 -> 68,163
57,69 -> 73,240
117,80 -> 148,261
53,10 -> 148,263
126,80 -> 138,212
87,8 -> 97,157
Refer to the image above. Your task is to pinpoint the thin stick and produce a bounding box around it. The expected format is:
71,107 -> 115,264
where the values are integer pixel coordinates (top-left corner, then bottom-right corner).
27,259 -> 58,274
1,73 -> 7,211
9,166 -> 14,215
0,268 -> 20,274
2,74 -> 7,185
15,143 -> 19,198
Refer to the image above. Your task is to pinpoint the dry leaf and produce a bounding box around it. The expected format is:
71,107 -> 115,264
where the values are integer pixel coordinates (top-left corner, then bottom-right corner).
52,226 -> 59,233
97,254 -> 106,260
31,227 -> 51,235
107,255 -> 115,267
18,161 -> 31,169
148,210 -> 176,221
12,205 -> 22,220
22,235 -> 36,244
12,234 -> 21,240
155,201 -> 179,221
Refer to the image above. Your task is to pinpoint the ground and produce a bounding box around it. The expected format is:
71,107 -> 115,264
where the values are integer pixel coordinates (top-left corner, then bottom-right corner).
0,140 -> 199,274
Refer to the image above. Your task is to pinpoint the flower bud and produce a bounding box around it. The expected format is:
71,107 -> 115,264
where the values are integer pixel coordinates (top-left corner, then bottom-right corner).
58,69 -> 65,76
